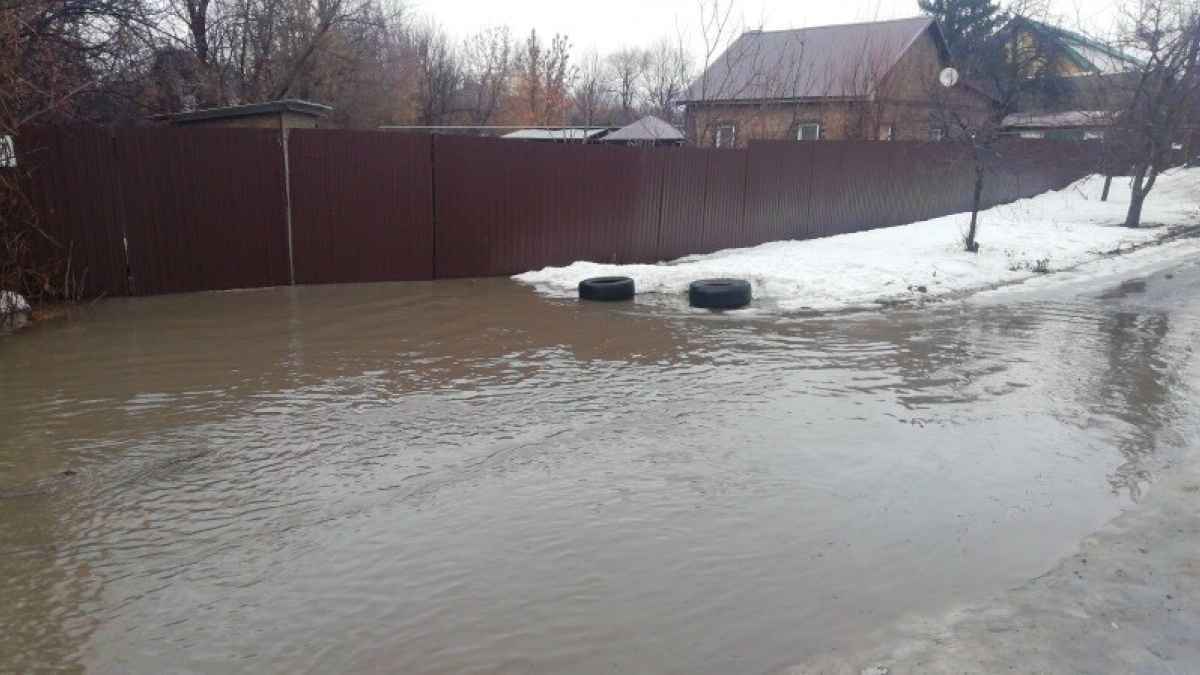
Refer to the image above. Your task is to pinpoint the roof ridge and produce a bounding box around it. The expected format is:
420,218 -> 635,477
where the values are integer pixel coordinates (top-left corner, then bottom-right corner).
740,15 -> 931,37
1010,15 -> 1146,68
682,15 -> 938,104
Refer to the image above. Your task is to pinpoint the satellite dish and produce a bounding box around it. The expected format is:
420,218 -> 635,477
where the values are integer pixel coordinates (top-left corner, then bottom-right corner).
939,67 -> 960,88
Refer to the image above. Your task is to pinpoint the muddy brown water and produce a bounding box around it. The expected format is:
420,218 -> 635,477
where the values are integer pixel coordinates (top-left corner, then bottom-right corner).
2,267 -> 1198,675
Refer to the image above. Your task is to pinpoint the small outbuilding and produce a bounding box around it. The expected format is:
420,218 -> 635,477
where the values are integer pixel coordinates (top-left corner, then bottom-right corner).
601,116 -> 685,146
501,127 -> 615,143
1001,110 -> 1111,140
157,100 -> 332,136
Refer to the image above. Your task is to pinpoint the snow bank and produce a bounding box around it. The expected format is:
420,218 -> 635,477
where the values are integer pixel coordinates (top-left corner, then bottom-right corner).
0,290 -> 29,314
515,168 -> 1200,312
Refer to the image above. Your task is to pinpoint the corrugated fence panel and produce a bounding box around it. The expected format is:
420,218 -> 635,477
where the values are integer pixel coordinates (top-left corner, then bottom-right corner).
17,127 -> 128,298
807,141 -> 883,237
883,143 -> 974,227
701,149 -> 749,252
872,143 -> 936,229
926,143 -> 978,221
116,128 -> 290,295
1032,140 -> 1102,193
984,141 -> 1034,206
743,142 -> 817,245
435,137 -> 661,278
985,140 -> 1102,208
655,147 -> 710,261
289,130 -> 434,284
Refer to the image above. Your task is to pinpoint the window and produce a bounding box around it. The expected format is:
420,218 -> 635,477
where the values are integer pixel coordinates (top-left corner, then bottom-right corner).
878,125 -> 894,141
796,123 -> 821,140
928,127 -> 944,141
0,136 -> 13,168
1019,130 -> 1045,139
1082,131 -> 1105,141
714,124 -> 737,148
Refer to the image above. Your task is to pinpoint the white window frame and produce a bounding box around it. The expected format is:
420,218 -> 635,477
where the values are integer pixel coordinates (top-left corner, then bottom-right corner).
714,123 -> 737,148
928,127 -> 944,141
796,123 -> 821,141
1019,130 -> 1046,139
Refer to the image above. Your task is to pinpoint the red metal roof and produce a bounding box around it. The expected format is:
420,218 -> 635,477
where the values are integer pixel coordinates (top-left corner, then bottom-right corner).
681,16 -> 938,104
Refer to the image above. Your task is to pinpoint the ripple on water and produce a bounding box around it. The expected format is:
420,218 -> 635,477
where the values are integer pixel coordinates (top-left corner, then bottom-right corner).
1,277 -> 1197,675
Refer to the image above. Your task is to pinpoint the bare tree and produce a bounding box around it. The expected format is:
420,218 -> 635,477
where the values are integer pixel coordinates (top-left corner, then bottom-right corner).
148,0 -> 399,113
1,0 -> 159,310
268,0 -> 355,100
411,20 -> 464,125
338,2 -> 419,127
1110,0 -> 1200,227
511,29 -> 574,126
0,0 -> 155,126
642,37 -> 693,123
462,26 -> 514,127
925,1 -> 1071,252
607,47 -> 650,122
685,0 -> 745,145
572,49 -> 612,127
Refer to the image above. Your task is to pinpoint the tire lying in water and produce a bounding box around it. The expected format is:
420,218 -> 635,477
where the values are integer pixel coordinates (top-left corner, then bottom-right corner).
578,276 -> 635,301
688,278 -> 752,309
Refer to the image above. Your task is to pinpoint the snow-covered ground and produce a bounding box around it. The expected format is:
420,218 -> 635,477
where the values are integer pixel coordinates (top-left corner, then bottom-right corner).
515,168 -> 1200,312
0,290 -> 29,315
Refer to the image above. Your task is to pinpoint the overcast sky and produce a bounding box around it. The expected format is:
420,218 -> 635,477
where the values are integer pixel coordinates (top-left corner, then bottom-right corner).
412,0 -> 1127,57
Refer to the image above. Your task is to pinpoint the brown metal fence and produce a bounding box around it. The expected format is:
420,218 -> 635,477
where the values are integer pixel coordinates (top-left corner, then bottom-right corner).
17,127 -> 1104,297
289,130 -> 434,284
433,135 -> 663,278
980,139 -> 1106,206
115,128 -> 291,295
699,149 -> 751,252
18,127 -> 128,298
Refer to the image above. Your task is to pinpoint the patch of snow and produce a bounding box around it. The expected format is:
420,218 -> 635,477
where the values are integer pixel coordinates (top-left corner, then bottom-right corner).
514,168 -> 1200,312
974,231 -> 1200,304
0,290 -> 29,314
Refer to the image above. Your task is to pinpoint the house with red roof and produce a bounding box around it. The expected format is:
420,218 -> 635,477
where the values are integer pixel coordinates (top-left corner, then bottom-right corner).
679,16 -> 998,146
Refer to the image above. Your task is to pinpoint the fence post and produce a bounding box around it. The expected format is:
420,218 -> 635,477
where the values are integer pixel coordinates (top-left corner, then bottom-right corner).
109,126 -> 135,295
430,133 -> 439,279
281,124 -> 296,286
739,144 -> 754,247
652,148 -> 668,262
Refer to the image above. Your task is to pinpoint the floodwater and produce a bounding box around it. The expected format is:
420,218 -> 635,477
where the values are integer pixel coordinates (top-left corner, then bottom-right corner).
2,264 -> 1197,675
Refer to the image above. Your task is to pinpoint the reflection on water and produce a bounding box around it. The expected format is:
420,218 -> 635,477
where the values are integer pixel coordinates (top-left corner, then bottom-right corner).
1,267 -> 1198,675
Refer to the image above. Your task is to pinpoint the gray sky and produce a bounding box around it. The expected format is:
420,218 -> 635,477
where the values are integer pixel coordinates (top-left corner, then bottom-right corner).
414,0 -> 1126,57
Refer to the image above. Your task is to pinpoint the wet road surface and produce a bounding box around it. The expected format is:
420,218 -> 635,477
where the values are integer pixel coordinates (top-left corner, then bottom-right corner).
2,262 -> 1198,674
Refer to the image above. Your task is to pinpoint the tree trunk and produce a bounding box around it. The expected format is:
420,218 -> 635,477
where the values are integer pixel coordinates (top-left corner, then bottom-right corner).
1125,167 -> 1148,228
187,0 -> 211,65
965,161 -> 984,253
1101,174 -> 1112,202
1125,190 -> 1148,228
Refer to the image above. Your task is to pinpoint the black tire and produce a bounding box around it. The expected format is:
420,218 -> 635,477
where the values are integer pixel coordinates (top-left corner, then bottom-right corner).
579,276 -> 635,301
688,278 -> 752,309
